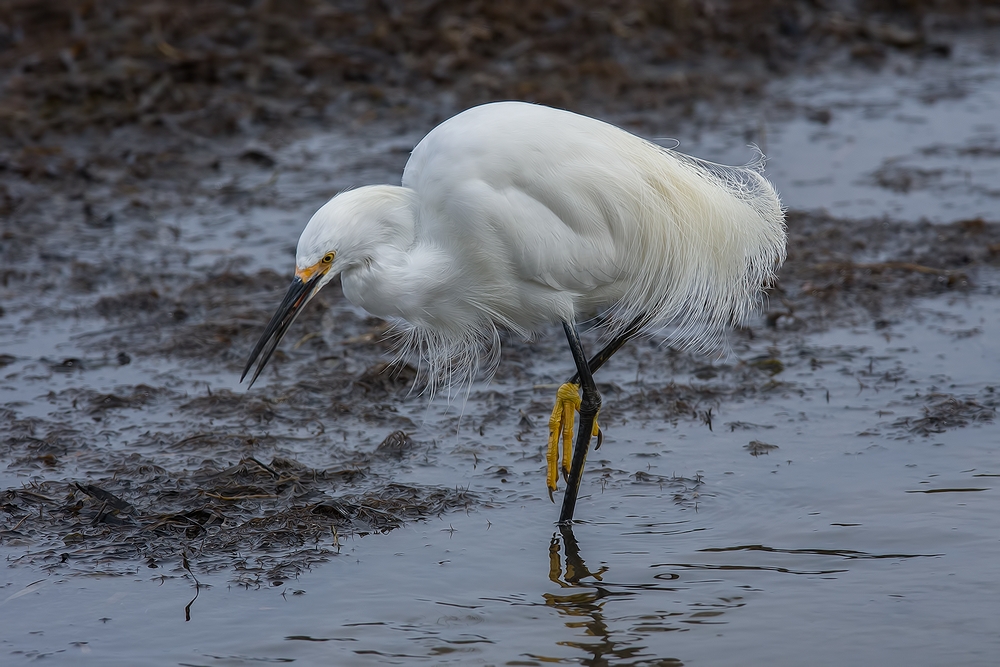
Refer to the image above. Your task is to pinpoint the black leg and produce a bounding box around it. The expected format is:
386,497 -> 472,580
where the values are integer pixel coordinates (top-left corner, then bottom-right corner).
568,322 -> 639,451
568,318 -> 642,384
559,321 -> 602,524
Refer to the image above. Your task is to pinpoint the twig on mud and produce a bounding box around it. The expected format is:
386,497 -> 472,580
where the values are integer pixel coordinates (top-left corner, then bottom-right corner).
245,457 -> 280,478
172,433 -> 257,448
13,489 -> 57,503
203,492 -> 278,500
292,331 -> 321,349
181,551 -> 201,622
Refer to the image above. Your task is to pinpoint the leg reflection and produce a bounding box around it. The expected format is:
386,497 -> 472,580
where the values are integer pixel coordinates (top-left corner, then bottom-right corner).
542,525 -> 658,666
548,524 -> 609,587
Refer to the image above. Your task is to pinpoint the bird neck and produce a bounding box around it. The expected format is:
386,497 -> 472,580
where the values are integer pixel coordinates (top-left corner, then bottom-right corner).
331,188 -> 424,319
338,201 -> 488,340
342,240 -> 474,332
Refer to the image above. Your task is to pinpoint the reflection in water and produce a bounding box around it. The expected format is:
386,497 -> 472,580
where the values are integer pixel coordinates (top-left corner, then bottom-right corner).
549,524 -> 609,587
536,525 -> 684,667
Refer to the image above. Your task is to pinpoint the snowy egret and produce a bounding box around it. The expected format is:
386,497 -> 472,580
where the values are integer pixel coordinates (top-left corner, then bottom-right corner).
242,101 -> 785,523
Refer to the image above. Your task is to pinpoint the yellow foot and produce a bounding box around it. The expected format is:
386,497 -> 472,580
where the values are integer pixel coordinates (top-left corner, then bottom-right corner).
546,383 -> 600,501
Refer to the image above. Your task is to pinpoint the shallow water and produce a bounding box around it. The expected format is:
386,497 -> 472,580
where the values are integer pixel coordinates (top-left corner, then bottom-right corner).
3,35 -> 1000,667
685,35 -> 1000,223
4,291 -> 998,665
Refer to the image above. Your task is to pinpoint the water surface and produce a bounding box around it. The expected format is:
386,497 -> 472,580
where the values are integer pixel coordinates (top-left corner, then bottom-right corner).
3,33 -> 999,667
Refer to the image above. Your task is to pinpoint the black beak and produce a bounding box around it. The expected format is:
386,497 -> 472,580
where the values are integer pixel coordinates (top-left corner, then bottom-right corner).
241,274 -> 323,387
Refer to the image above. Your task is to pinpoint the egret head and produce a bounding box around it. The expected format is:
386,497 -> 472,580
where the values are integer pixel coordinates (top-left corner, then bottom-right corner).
241,185 -> 415,386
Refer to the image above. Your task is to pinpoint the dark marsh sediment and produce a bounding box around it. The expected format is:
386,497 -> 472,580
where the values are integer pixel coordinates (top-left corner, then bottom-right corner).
2,1 -> 998,582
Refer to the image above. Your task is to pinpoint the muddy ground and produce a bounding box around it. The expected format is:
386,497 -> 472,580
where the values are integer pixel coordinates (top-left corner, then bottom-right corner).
2,1 -> 998,587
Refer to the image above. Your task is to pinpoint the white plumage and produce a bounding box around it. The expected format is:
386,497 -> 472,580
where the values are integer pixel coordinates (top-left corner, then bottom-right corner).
286,101 -> 785,390
243,101 -> 786,521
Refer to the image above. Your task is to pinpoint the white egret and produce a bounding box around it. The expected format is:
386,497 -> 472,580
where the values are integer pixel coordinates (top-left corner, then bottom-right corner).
242,101 -> 786,523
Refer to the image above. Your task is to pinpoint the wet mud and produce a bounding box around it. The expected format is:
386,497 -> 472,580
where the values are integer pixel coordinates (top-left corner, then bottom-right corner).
1,2 -> 1000,665
2,0 -> 987,139
3,0 -> 999,579
4,150 -> 997,575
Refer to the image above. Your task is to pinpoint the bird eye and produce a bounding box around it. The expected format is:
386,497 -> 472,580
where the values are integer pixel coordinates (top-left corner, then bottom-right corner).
322,253 -> 334,264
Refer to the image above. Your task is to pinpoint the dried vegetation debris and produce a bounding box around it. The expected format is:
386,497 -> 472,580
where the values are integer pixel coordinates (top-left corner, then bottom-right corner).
89,269 -> 294,358
1,371 -> 463,581
78,384 -> 162,415
629,471 -> 705,508
2,452 -> 473,582
870,161 -> 946,194
616,380 -> 740,427
3,0 -> 1000,582
611,342 -> 799,419
86,269 -> 409,382
785,213 -> 999,276
745,439 -> 780,456
893,391 -> 997,435
769,214 -> 1000,330
0,0 -> 994,140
